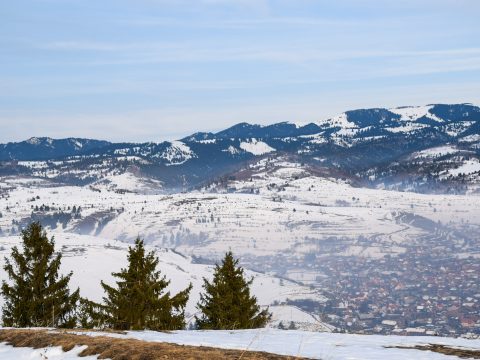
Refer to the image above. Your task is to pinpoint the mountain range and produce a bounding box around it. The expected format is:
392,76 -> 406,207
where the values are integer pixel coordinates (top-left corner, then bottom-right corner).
1,103 -> 479,193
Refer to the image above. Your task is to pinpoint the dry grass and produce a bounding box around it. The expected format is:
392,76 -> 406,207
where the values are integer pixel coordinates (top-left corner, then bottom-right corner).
0,329 -> 310,360
389,344 -> 480,359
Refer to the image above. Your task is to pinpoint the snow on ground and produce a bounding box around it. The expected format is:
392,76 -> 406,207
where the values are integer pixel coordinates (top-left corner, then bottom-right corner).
389,105 -> 443,123
239,139 -> 275,155
0,343 -> 97,359
385,122 -> 427,133
92,171 -> 162,194
78,328 -> 480,360
412,145 -> 461,158
0,233 -> 327,329
298,133 -> 327,145
443,121 -> 476,137
269,305 -> 334,332
17,161 -> 50,169
0,177 -> 50,186
319,112 -> 357,129
2,328 -> 480,359
157,141 -> 196,165
288,120 -> 309,128
460,134 -> 480,143
223,145 -> 241,155
1,161 -> 479,262
447,158 -> 480,176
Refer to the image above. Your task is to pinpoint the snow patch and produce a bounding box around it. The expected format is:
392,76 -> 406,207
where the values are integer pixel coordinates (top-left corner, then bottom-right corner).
448,159 -> 480,176
389,105 -> 443,123
412,145 -> 460,158
26,137 -> 42,145
223,145 -> 241,155
0,343 -> 97,359
239,139 -> 275,155
385,123 -> 428,133
159,141 -> 196,165
460,134 -> 480,143
93,172 -> 163,194
318,113 -> 357,129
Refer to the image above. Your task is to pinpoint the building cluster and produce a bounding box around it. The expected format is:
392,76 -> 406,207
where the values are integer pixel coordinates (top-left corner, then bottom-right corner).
317,251 -> 480,337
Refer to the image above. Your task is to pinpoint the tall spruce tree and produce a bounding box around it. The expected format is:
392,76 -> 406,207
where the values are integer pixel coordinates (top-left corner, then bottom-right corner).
1,222 -> 79,327
196,251 -> 271,330
95,238 -> 191,330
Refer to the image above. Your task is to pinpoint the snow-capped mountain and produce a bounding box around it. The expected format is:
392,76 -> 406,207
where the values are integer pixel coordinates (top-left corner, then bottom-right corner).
1,103 -> 479,193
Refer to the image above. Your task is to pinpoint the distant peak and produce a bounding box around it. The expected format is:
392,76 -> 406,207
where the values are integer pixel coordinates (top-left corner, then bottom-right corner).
26,137 -> 53,145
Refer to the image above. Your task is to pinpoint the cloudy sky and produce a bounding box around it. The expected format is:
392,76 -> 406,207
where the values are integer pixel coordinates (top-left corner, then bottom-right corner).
1,0 -> 480,142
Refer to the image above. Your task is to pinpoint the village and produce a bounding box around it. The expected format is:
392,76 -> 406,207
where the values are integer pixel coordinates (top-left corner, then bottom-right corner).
316,240 -> 480,337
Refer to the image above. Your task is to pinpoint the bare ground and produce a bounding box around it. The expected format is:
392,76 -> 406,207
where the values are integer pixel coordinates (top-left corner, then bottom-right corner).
389,344 -> 480,359
0,328 -> 310,360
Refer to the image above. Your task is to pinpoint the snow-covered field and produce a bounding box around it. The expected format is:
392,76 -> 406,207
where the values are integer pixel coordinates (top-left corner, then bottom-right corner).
72,328 -> 480,360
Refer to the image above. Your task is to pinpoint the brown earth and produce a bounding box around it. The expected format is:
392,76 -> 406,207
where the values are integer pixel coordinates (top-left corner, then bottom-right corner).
390,344 -> 480,359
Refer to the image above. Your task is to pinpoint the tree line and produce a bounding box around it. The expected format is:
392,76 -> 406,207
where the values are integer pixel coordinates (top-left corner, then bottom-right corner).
1,222 -> 271,330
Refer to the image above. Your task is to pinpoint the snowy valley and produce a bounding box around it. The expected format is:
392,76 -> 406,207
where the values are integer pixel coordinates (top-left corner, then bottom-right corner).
1,152 -> 479,337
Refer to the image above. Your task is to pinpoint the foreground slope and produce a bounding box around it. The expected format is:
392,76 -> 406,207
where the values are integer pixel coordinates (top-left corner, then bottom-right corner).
1,328 -> 480,360
0,329 -> 296,360
86,328 -> 480,359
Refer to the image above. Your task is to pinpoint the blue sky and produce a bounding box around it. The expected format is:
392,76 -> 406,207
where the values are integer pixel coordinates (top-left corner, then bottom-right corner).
1,0 -> 480,142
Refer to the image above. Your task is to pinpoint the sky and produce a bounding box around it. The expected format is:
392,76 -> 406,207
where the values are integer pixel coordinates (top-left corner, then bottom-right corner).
1,0 -> 480,143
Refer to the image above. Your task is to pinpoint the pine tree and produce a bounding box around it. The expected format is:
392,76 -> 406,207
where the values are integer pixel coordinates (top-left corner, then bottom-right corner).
94,238 -> 191,330
196,251 -> 271,330
1,222 -> 79,327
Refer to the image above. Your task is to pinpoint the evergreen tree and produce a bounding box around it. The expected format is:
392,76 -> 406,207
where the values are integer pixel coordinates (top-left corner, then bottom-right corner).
196,251 -> 271,330
1,222 -> 79,327
92,238 -> 191,330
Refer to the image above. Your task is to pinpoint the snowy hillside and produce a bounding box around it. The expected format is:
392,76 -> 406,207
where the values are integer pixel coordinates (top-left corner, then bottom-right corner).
91,171 -> 163,194
2,165 -> 478,259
